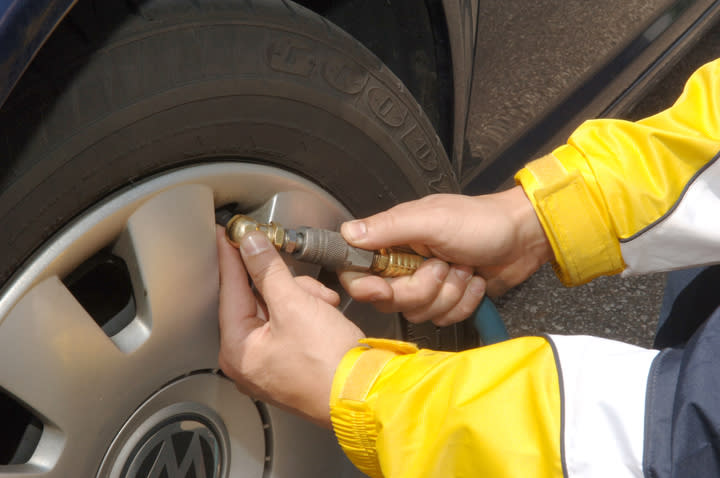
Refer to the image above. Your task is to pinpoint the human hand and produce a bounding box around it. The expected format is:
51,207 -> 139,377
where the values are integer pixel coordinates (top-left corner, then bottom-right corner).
216,227 -> 365,428
339,186 -> 552,326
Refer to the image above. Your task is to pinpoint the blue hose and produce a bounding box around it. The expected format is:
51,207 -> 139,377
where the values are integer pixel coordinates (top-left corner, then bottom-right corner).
473,297 -> 509,345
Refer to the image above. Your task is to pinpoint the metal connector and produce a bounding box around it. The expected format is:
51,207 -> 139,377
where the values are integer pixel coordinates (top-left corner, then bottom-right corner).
371,249 -> 425,277
226,214 -> 286,249
224,214 -> 424,276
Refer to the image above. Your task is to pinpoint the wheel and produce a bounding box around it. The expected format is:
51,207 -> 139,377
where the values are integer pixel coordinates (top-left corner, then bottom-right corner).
0,0 -> 475,475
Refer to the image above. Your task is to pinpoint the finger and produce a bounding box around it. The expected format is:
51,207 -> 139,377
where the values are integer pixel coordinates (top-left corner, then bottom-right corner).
341,198 -> 446,249
478,260 -> 536,298
431,275 -> 486,327
368,259 -> 449,313
338,271 -> 393,303
238,231 -> 305,312
402,265 -> 473,323
216,226 -> 262,339
295,276 -> 341,307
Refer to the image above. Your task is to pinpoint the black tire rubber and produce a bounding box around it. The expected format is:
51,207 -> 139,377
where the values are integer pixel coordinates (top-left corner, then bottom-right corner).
0,0 -> 475,350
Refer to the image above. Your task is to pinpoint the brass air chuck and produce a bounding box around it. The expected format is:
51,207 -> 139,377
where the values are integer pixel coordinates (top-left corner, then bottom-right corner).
225,214 -> 424,277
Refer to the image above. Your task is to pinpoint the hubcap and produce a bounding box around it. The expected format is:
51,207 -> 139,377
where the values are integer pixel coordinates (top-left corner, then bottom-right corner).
126,417 -> 221,478
0,163 -> 392,477
97,374 -> 253,478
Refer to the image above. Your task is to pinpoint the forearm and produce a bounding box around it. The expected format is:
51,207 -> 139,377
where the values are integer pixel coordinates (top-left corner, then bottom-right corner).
517,58 -> 720,285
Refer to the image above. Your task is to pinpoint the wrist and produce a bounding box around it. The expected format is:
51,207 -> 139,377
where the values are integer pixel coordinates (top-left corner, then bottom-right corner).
504,186 -> 553,265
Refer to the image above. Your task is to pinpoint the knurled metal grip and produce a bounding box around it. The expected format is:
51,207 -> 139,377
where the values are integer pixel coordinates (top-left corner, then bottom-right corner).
294,227 -> 375,271
371,248 -> 424,277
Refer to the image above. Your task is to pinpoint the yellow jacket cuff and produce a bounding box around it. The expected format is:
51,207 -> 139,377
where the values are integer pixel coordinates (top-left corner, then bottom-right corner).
515,147 -> 624,286
330,339 -> 418,478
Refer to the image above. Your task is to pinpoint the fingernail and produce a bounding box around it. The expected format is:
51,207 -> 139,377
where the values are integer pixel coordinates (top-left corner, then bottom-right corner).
469,277 -> 486,296
240,232 -> 271,257
432,262 -> 449,282
453,267 -> 472,282
369,291 -> 390,302
343,220 -> 367,242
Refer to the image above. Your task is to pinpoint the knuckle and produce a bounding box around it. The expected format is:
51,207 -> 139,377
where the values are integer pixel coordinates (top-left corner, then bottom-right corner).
443,283 -> 465,305
294,275 -> 316,289
407,277 -> 441,303
414,287 -> 438,305
374,209 -> 400,236
456,300 -> 479,320
252,258 -> 285,285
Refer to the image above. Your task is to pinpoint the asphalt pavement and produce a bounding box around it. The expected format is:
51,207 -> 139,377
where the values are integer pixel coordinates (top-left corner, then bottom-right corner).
465,17 -> 720,348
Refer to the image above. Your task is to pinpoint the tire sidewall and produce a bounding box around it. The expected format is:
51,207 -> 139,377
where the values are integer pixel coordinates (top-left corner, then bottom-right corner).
0,0 -> 468,349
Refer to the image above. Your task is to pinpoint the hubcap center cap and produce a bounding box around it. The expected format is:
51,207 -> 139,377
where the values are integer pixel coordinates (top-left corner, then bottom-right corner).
97,373 -> 265,478
123,413 -> 223,478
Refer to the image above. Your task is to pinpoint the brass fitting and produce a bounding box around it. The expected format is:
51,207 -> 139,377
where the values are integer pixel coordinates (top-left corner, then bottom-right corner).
225,214 -> 286,250
224,214 -> 425,277
371,248 -> 425,277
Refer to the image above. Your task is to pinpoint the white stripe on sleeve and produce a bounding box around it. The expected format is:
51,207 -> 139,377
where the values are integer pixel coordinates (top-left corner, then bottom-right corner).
621,158 -> 720,275
548,335 -> 659,478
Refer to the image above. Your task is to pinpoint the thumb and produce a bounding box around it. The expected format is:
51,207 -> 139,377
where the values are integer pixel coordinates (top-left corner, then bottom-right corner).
341,200 -> 434,250
238,231 -> 302,306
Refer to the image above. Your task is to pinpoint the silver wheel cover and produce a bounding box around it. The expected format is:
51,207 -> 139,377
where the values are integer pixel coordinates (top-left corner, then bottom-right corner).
0,163 -> 396,477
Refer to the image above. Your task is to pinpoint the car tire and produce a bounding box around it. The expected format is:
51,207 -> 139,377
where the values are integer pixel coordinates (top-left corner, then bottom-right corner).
0,0 -> 475,354
1,0 -> 482,472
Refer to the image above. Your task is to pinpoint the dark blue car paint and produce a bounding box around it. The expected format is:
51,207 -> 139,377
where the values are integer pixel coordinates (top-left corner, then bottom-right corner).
0,0 -> 75,109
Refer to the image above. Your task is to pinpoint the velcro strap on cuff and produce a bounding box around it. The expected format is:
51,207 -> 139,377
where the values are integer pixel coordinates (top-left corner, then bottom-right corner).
516,149 -> 624,285
329,339 -> 419,478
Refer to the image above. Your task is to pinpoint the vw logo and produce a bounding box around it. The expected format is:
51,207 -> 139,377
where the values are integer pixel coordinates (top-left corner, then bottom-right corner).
122,415 -> 223,478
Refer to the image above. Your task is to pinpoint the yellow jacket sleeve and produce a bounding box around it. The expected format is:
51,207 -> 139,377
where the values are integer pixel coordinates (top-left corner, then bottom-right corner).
330,337 -> 564,478
330,335 -> 660,478
516,58 -> 720,286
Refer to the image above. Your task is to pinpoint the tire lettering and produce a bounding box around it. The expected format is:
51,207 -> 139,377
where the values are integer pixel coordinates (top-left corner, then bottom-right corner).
428,173 -> 452,192
323,58 -> 368,95
401,123 -> 438,171
368,87 -> 407,127
264,35 -> 453,193
267,39 -> 316,77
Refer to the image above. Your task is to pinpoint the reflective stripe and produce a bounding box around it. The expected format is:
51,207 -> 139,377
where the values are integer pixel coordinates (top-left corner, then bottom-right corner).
620,157 -> 720,275
549,335 -> 659,478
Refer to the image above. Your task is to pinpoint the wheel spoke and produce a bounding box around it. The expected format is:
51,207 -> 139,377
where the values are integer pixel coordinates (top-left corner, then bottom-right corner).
0,277 -> 122,432
0,164 -> 404,477
341,297 -> 401,338
114,184 -> 220,371
0,277 -> 134,476
0,464 -> 47,478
